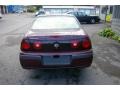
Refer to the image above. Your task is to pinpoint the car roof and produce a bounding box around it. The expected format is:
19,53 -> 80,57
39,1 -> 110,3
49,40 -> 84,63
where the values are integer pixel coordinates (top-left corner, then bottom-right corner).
35,14 -> 80,23
35,14 -> 79,23
36,14 -> 75,17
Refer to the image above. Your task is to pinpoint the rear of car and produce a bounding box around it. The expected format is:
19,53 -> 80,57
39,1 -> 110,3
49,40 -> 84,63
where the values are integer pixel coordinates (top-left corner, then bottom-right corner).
91,16 -> 100,23
20,15 -> 93,69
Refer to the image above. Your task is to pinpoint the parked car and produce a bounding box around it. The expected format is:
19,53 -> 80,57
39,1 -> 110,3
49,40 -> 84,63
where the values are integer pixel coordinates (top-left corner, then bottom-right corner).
20,14 -> 93,69
35,10 -> 45,16
67,12 -> 100,24
15,10 -> 23,13
0,13 -> 2,19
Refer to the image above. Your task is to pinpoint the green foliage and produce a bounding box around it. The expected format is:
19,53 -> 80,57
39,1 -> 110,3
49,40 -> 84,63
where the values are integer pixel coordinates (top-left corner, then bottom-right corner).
27,6 -> 37,13
35,5 -> 43,10
118,37 -> 120,42
27,5 -> 43,12
111,35 -> 119,40
98,27 -> 120,43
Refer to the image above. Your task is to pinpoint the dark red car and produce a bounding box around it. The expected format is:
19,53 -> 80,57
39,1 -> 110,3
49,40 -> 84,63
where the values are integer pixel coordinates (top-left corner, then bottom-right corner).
20,14 -> 93,69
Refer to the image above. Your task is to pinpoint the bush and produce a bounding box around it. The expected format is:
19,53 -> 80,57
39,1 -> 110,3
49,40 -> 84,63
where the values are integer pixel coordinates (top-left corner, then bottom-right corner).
27,7 -> 36,13
118,37 -> 120,42
112,35 -> 119,40
99,27 -> 115,37
98,27 -> 120,43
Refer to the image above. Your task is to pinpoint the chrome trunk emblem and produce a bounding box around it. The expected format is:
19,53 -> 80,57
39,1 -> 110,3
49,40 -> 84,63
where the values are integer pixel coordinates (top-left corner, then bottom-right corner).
54,43 -> 59,49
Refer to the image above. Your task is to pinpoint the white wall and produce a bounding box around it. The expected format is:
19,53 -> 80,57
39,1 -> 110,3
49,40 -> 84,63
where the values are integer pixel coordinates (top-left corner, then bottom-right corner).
99,6 -> 106,21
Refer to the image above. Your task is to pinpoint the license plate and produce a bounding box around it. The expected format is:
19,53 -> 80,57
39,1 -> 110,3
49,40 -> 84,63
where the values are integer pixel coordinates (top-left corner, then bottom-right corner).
42,55 -> 71,65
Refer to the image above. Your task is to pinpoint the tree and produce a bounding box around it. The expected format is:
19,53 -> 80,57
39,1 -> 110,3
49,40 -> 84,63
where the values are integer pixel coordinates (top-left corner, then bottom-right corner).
34,5 -> 43,10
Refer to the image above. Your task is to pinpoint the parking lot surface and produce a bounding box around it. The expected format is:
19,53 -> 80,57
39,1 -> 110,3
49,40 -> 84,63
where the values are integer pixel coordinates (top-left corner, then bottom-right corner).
0,14 -> 120,84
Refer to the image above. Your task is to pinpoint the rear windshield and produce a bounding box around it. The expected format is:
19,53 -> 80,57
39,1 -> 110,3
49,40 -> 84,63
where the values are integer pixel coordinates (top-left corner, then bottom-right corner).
32,16 -> 80,30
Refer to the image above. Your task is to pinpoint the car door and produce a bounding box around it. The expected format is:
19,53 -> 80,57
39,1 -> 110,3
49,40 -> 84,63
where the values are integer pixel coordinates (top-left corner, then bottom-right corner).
77,12 -> 88,22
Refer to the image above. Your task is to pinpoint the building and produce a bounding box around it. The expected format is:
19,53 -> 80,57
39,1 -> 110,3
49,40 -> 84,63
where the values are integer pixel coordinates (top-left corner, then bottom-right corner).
112,5 -> 120,35
0,5 -> 8,14
42,6 -> 99,16
99,5 -> 113,21
7,5 -> 24,13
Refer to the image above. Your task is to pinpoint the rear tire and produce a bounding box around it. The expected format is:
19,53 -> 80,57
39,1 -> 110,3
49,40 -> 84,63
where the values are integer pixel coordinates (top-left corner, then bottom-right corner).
90,19 -> 96,24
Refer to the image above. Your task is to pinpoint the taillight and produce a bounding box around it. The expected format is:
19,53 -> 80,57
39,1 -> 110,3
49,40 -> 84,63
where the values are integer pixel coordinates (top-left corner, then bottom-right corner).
21,40 -> 30,50
33,41 -> 42,50
82,39 -> 91,49
71,41 -> 79,48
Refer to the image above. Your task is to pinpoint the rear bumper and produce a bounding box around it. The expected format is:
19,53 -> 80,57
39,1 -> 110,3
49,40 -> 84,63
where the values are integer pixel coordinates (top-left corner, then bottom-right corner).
19,50 -> 93,69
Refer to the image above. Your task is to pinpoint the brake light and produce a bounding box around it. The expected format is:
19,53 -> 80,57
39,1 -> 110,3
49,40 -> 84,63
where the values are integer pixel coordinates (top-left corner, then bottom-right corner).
82,39 -> 91,49
21,40 -> 30,50
71,41 -> 79,48
33,42 -> 42,49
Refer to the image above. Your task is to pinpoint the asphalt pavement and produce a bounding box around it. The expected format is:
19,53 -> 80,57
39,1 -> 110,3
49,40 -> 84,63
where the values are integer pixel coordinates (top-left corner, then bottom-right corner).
0,13 -> 120,85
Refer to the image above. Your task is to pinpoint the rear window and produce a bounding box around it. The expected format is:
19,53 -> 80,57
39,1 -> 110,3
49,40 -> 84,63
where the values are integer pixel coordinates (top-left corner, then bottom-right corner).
32,16 -> 80,30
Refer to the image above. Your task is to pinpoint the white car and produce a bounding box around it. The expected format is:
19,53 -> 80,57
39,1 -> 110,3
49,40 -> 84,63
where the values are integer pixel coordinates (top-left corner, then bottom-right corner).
0,13 -> 2,19
35,10 -> 45,17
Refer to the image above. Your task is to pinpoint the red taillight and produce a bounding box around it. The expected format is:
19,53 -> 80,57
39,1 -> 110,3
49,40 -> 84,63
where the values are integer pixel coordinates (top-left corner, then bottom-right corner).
33,42 -> 42,49
71,41 -> 79,48
82,39 -> 91,49
21,40 -> 30,50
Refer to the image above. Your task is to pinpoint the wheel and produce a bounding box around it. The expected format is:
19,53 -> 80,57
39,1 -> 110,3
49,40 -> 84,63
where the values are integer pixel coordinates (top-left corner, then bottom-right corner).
90,19 -> 96,24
